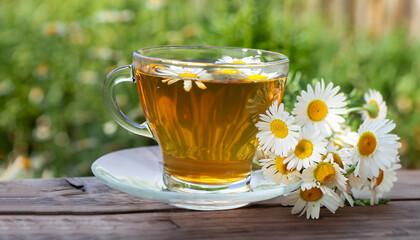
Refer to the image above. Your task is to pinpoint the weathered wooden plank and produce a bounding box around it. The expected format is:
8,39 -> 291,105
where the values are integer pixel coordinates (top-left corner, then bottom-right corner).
0,177 -> 175,214
1,170 -> 417,214
0,201 -> 419,240
386,169 -> 420,200
0,146 -> 418,214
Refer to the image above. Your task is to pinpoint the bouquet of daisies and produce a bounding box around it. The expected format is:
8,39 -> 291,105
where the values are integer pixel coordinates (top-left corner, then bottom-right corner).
255,79 -> 401,219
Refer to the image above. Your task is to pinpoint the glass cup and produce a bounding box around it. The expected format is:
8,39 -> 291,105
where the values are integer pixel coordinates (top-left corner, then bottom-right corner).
103,46 -> 289,194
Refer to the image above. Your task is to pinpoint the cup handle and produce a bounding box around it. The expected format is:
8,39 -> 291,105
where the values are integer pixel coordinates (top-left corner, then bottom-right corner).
103,65 -> 154,139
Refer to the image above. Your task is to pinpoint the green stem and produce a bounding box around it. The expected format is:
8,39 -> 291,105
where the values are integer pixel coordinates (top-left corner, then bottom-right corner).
347,107 -> 364,113
345,164 -> 356,175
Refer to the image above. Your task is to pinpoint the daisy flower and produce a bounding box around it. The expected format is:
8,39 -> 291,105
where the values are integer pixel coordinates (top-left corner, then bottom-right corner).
241,68 -> 279,80
361,89 -> 387,120
292,79 -> 347,136
214,56 -> 261,75
280,186 -> 342,219
155,66 -> 210,92
321,140 -> 355,206
300,154 -> 347,199
348,172 -> 368,191
215,55 -> 262,64
259,151 -> 300,185
283,125 -> 328,171
333,125 -> 359,149
337,184 -> 355,207
369,163 -> 400,205
325,140 -> 353,169
353,118 -> 401,179
256,100 -> 300,157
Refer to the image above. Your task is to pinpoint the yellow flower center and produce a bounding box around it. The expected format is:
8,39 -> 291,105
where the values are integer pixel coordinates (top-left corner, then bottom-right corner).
275,156 -> 294,174
219,69 -> 240,75
332,139 -> 345,149
323,152 -> 344,168
375,169 -> 384,186
232,60 -> 246,64
314,162 -> 336,183
366,100 -> 380,119
179,72 -> 198,79
358,132 -> 377,156
307,99 -> 328,122
270,119 -> 289,139
331,153 -> 343,168
294,139 -> 313,159
248,74 -> 268,80
300,187 -> 323,202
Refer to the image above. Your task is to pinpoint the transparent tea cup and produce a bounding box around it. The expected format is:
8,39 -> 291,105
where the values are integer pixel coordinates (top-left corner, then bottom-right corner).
103,46 -> 289,194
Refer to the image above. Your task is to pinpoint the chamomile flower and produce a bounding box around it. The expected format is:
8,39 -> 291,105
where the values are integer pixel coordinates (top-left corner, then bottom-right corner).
259,151 -> 300,185
215,55 -> 262,64
361,89 -> 387,120
348,172 -> 368,191
280,186 -> 342,219
333,125 -> 359,149
214,56 -> 261,76
300,154 -> 347,198
256,101 -> 300,157
321,140 -> 354,205
337,185 -> 355,207
325,140 -> 353,169
353,118 -> 401,179
369,163 -> 400,205
241,68 -> 279,80
283,125 -> 328,171
292,79 -> 347,136
155,66 -> 210,92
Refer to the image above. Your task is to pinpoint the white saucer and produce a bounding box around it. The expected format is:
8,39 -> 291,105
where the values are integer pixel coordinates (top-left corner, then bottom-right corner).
91,147 -> 301,210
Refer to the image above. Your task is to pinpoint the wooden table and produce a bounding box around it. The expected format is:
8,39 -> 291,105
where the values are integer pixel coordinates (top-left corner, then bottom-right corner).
1,146 -> 419,239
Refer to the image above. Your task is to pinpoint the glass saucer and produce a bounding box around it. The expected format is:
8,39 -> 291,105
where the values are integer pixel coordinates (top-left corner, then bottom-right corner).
91,147 -> 301,211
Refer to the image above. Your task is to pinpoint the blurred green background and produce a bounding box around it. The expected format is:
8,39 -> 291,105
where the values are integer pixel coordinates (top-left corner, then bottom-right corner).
1,0 -> 419,180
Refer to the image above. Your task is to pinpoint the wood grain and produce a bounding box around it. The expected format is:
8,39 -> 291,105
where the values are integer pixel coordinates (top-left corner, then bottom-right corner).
0,146 -> 419,239
0,146 -> 419,215
0,201 -> 419,240
0,177 -> 175,214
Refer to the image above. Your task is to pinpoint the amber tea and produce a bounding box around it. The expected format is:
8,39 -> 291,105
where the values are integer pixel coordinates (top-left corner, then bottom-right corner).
135,70 -> 286,190
104,46 -> 289,200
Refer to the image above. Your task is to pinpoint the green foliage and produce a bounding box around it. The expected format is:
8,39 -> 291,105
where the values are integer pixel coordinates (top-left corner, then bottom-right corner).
0,0 -> 419,179
351,198 -> 390,207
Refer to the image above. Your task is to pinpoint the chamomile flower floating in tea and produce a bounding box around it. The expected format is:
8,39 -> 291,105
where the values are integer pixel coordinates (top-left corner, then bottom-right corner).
255,100 -> 299,157
283,125 -> 328,171
259,151 -> 300,185
300,154 -> 347,197
155,66 -> 210,92
361,89 -> 388,120
292,79 -> 347,137
280,186 -> 342,219
241,68 -> 279,80
215,55 -> 262,64
353,118 -> 401,179
214,56 -> 262,75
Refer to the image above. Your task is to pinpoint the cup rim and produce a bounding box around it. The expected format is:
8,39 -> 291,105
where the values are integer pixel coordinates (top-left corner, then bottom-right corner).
133,45 -> 289,68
